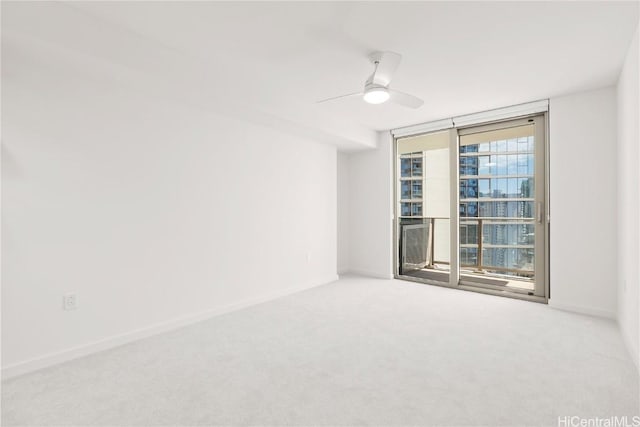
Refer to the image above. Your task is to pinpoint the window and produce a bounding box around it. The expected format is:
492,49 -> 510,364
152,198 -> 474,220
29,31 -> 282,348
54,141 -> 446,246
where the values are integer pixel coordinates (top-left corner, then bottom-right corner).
396,113 -> 546,301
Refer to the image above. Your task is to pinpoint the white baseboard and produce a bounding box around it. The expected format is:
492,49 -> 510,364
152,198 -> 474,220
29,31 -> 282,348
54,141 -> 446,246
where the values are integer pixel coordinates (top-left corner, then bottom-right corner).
346,269 -> 394,280
2,274 -> 338,380
619,320 -> 640,376
548,299 -> 616,320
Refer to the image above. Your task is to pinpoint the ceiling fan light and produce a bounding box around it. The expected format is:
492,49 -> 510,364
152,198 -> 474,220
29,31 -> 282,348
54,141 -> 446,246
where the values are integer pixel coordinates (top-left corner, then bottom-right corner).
363,87 -> 390,104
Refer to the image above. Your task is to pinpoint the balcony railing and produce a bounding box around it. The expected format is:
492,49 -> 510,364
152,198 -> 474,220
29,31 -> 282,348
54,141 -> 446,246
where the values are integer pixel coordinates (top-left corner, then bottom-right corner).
417,217 -> 535,277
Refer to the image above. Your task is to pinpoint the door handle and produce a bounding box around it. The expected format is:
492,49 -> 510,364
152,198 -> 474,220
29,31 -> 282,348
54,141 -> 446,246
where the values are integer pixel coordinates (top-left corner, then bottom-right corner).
537,202 -> 544,224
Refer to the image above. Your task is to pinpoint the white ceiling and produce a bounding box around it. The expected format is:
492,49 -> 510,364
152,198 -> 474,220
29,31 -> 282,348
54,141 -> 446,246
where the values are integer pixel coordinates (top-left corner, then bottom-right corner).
3,1 -> 639,150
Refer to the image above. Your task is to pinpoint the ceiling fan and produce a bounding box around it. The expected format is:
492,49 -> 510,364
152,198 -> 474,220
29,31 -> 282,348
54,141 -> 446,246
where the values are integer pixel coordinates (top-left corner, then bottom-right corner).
317,51 -> 424,109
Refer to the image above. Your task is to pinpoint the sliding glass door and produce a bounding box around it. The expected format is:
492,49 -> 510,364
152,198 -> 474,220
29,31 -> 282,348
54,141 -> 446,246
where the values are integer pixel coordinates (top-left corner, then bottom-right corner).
457,117 -> 546,297
395,115 -> 547,301
397,129 -> 454,285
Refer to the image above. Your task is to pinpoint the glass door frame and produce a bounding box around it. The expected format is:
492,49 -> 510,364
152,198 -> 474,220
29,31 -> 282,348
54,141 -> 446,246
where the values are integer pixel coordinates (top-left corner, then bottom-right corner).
393,113 -> 549,303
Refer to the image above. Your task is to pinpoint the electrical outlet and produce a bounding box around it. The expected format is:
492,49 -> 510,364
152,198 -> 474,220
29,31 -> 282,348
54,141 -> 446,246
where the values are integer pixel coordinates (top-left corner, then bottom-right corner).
63,293 -> 77,311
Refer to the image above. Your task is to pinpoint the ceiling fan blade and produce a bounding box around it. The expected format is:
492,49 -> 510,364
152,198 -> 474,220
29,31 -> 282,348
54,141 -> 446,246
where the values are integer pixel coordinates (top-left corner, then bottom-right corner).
371,51 -> 402,86
389,89 -> 424,109
316,92 -> 362,104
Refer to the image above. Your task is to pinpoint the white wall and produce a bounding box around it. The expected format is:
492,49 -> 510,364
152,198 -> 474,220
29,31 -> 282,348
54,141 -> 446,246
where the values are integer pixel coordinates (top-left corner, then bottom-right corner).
549,87 -> 618,318
346,132 -> 394,279
337,152 -> 349,274
424,148 -> 451,263
616,24 -> 640,371
2,37 -> 338,376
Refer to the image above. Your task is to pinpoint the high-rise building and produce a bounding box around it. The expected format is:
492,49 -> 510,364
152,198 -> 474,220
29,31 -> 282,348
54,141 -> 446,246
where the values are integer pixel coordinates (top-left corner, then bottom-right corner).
459,136 -> 535,278
399,152 -> 424,218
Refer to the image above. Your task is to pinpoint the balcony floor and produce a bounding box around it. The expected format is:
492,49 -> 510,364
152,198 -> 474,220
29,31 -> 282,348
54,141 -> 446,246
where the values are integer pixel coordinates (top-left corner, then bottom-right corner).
402,267 -> 535,292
